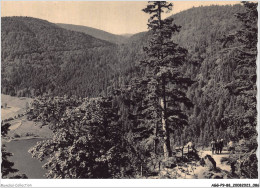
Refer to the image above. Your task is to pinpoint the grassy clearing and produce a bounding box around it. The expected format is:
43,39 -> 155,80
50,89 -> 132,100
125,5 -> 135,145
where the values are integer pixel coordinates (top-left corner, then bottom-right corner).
1,94 -> 33,120
1,94 -> 53,140
7,117 -> 53,140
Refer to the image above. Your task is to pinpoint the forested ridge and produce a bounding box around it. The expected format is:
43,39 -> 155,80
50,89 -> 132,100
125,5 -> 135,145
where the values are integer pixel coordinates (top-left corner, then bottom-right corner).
57,23 -> 130,44
1,2 -> 257,179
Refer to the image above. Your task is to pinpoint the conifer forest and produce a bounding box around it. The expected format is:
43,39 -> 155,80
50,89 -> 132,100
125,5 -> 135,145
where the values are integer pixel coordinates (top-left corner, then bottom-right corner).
1,1 -> 258,180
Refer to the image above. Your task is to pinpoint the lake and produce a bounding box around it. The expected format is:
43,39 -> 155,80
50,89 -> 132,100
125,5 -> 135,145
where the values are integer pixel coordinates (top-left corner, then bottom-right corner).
5,138 -> 47,179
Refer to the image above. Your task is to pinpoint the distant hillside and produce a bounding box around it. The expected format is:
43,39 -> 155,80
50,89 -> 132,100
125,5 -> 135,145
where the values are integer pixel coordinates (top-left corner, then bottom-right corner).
120,33 -> 134,38
1,16 -> 119,97
2,17 -> 112,58
57,23 -> 129,44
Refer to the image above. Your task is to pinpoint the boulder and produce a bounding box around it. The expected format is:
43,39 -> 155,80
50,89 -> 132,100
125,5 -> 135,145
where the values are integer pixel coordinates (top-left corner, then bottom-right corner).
162,157 -> 177,168
204,155 -> 216,170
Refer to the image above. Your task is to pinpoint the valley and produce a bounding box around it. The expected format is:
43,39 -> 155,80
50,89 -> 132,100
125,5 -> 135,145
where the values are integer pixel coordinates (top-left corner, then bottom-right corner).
1,1 -> 257,180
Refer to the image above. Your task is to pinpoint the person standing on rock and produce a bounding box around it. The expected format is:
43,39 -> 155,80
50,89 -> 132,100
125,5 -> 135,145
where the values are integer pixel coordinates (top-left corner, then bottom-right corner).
228,140 -> 235,154
215,139 -> 220,154
211,139 -> 216,154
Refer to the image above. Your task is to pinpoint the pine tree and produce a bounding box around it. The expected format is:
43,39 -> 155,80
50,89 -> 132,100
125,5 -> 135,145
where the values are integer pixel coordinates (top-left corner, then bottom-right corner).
29,96 -> 130,178
139,1 -> 193,160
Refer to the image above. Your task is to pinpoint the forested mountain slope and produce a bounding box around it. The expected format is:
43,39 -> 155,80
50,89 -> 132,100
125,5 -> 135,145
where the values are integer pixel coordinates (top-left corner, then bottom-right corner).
111,5 -> 245,91
1,17 -> 119,97
57,23 -> 130,44
170,5 -> 247,145
2,5 -> 245,99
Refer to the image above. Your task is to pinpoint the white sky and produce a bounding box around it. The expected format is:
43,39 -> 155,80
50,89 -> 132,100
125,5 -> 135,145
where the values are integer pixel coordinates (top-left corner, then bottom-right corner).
1,1 -> 242,35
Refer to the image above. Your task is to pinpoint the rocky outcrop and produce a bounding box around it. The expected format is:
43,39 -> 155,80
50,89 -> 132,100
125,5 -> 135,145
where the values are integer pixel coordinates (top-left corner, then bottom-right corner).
197,169 -> 227,179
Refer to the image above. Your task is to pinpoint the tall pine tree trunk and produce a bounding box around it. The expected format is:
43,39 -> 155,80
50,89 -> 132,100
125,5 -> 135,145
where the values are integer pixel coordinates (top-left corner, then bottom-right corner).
161,96 -> 168,158
160,96 -> 172,159
154,123 -> 158,155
